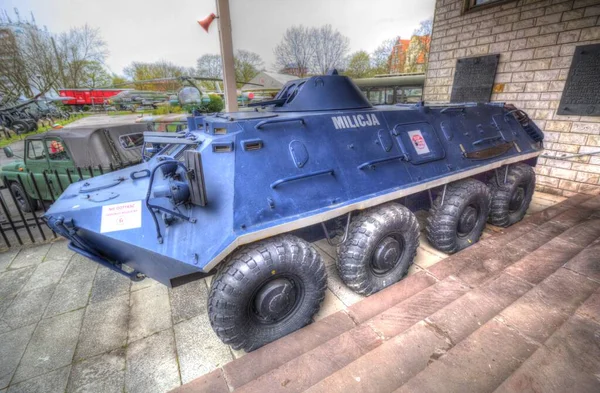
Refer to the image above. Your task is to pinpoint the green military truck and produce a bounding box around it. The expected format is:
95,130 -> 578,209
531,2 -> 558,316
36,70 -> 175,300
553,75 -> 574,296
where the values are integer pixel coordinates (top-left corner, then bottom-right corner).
1,123 -> 146,212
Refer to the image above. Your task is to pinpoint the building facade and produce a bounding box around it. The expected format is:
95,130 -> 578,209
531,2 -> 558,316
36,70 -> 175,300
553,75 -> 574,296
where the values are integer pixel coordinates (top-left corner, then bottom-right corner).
425,0 -> 600,196
389,36 -> 431,74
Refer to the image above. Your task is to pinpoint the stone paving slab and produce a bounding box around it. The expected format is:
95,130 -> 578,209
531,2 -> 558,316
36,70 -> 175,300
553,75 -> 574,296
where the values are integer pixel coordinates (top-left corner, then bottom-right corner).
174,313 -> 233,384
0,192 -> 582,392
0,325 -> 36,389
125,329 -> 180,393
128,284 -> 172,343
0,249 -> 19,273
68,349 -> 126,393
7,244 -> 50,270
1,285 -> 56,330
89,267 -> 131,305
8,366 -> 71,393
12,309 -> 84,383
20,259 -> 68,292
75,294 -> 129,361
43,256 -> 98,318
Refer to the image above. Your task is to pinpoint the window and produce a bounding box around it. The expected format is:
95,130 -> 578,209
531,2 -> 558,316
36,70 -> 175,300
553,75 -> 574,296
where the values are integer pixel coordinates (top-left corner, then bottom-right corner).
119,133 -> 144,150
27,140 -> 46,161
463,0 -> 514,13
46,139 -> 70,161
367,87 -> 396,105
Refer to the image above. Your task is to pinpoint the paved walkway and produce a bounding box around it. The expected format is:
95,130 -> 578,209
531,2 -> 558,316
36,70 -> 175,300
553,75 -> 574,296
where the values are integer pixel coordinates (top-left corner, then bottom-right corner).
174,193 -> 600,393
0,192 -> 570,393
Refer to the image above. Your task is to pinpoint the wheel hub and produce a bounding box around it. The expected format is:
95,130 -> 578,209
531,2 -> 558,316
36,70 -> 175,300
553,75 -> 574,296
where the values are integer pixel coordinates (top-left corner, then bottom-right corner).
509,187 -> 525,211
254,278 -> 296,322
372,237 -> 401,273
458,206 -> 478,234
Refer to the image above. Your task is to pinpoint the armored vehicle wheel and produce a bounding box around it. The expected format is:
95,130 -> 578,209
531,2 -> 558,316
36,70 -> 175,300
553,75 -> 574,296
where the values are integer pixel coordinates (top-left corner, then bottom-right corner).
207,235 -> 327,352
11,120 -> 29,135
488,164 -> 535,227
337,203 -> 420,296
426,179 -> 491,254
10,182 -> 38,213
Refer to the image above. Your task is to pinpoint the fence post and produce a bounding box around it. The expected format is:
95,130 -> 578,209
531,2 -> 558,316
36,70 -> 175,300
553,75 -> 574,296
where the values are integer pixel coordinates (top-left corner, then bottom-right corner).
17,175 -> 46,242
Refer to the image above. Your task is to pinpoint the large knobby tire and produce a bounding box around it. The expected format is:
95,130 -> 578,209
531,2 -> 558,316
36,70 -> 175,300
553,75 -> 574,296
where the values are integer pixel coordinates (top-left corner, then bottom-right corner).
426,179 -> 491,254
488,164 -> 535,227
207,235 -> 327,352
10,120 -> 29,135
10,182 -> 38,213
337,203 -> 420,296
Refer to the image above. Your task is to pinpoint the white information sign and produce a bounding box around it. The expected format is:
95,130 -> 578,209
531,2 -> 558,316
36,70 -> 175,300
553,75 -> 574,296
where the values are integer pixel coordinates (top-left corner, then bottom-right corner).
100,200 -> 142,233
407,130 -> 431,155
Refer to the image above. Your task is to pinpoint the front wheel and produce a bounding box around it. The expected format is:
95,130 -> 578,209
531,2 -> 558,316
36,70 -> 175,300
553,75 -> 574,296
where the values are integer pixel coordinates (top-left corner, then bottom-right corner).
337,203 -> 420,296
10,182 -> 38,213
207,235 -> 327,352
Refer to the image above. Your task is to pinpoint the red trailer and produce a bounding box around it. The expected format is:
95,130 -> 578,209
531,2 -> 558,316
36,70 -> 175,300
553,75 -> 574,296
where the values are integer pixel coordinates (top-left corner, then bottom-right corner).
58,88 -> 126,108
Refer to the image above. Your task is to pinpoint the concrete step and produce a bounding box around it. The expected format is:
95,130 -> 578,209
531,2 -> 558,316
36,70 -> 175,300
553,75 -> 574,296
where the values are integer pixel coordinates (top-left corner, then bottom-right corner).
170,194 -> 600,393
303,223 -> 600,393
395,263 -> 598,393
493,288 -> 600,393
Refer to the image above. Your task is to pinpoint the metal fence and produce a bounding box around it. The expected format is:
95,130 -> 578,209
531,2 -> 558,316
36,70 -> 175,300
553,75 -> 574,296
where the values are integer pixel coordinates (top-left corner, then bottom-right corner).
0,163 -> 131,249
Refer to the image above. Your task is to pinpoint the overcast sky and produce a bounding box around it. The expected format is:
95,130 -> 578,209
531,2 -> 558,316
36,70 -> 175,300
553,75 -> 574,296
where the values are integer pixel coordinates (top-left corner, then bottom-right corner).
2,0 -> 435,75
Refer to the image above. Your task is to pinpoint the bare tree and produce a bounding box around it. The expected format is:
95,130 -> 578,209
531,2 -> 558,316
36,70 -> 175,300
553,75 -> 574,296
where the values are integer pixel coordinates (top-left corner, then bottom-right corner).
195,54 -> 222,89
196,50 -> 264,88
234,49 -> 264,83
371,37 -> 399,75
310,25 -> 350,74
123,60 -> 186,91
273,25 -> 313,77
56,24 -> 108,88
196,54 -> 222,79
0,20 -> 60,97
0,10 -> 109,98
0,26 -> 34,97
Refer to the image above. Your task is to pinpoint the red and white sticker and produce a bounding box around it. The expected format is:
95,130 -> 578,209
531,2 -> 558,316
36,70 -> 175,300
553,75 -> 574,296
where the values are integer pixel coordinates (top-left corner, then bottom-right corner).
407,130 -> 431,155
100,201 -> 142,233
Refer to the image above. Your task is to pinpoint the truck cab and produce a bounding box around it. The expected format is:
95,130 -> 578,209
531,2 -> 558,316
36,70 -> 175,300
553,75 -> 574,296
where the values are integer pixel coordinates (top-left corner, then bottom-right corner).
0,123 -> 146,212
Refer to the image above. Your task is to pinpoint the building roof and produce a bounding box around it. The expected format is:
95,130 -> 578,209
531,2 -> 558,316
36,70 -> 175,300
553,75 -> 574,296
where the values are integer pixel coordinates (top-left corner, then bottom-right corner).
241,72 -> 298,92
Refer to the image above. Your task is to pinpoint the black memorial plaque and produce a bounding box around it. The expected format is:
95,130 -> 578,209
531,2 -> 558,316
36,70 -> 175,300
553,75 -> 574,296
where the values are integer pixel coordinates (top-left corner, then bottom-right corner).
450,54 -> 499,103
558,43 -> 600,116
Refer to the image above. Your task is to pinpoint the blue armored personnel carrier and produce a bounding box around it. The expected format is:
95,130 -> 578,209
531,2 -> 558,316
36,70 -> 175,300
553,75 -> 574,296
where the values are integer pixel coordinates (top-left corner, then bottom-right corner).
44,70 -> 543,351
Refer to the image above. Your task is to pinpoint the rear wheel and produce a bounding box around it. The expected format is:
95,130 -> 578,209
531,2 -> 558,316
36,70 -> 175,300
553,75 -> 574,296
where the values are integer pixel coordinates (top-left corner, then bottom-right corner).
488,164 -> 535,227
207,235 -> 327,352
337,203 -> 420,295
426,179 -> 491,254
10,182 -> 38,213
10,120 -> 29,135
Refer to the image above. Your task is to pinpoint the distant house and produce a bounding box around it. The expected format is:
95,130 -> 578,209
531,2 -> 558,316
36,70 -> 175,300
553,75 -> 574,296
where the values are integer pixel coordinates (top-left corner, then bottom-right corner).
389,35 -> 431,74
241,72 -> 298,96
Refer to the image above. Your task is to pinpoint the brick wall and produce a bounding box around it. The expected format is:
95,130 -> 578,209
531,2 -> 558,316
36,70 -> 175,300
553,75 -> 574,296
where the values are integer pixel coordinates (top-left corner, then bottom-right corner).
425,0 -> 600,196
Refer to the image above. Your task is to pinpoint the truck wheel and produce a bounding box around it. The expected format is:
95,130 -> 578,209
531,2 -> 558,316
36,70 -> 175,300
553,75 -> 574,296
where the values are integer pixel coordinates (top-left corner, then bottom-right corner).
337,203 -> 420,296
488,164 -> 535,227
426,179 -> 491,254
10,182 -> 38,213
11,120 -> 29,135
207,235 -> 327,352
